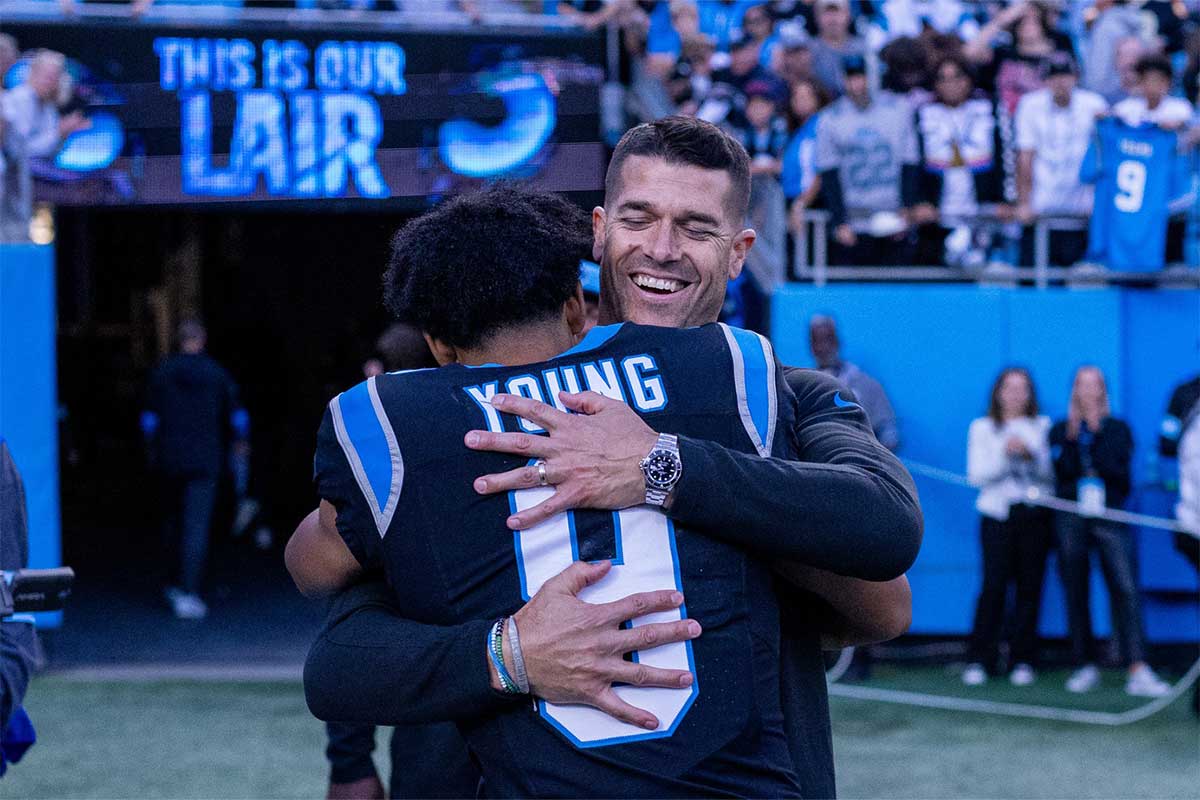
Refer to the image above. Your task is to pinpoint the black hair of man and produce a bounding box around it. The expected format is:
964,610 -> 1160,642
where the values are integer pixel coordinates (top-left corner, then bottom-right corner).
1134,53 -> 1173,80
375,322 -> 437,372
605,115 -> 752,223
933,52 -> 977,86
382,185 -> 591,350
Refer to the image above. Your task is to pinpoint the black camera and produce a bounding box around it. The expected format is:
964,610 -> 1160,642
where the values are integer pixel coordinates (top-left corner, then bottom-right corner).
0,568 -> 75,617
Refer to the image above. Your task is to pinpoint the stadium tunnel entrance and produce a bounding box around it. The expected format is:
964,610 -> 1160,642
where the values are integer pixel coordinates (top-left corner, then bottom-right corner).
53,207 -> 406,588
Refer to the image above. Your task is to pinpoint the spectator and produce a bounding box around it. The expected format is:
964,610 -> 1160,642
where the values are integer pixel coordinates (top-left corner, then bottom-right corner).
742,2 -> 780,67
1112,54 -> 1194,129
1161,374 -> 1200,571
913,54 -> 1007,267
734,76 -> 791,293
1083,0 -> 1147,104
964,0 -> 1074,117
772,23 -> 816,85
143,320 -> 248,620
713,29 -> 775,95
667,33 -> 718,115
699,31 -> 775,124
1013,53 -> 1107,267
879,35 -> 936,111
696,0 -> 756,52
782,77 -> 828,231
809,0 -> 867,98
1050,366 -> 1171,698
963,367 -> 1053,688
809,315 -> 899,450
0,34 -> 24,242
1080,109 -> 1191,271
0,35 -> 17,82
816,55 -> 920,265
734,78 -> 790,174
0,50 -> 89,162
874,0 -> 981,44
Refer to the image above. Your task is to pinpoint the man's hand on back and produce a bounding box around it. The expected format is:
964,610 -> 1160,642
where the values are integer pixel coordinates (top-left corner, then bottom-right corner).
503,560 -> 700,730
466,392 -> 657,529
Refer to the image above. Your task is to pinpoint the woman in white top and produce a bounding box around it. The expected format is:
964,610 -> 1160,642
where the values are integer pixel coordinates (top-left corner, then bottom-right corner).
962,367 -> 1053,688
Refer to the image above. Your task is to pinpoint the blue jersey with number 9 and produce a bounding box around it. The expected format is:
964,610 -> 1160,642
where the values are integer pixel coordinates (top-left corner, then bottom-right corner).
1081,119 -> 1190,271
314,322 -> 802,797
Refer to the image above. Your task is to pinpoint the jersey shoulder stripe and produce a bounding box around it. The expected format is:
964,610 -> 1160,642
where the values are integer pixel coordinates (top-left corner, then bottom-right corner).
717,323 -> 778,457
328,376 -> 404,539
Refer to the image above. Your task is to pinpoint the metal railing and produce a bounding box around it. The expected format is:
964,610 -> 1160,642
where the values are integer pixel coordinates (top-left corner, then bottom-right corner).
791,208 -> 1200,289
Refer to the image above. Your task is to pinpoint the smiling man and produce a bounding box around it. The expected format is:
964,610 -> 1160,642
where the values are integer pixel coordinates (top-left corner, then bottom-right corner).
299,117 -> 921,799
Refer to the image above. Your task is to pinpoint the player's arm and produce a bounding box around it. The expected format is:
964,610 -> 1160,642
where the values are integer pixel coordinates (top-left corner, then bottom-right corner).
468,372 -> 922,581
774,563 -> 911,649
284,502 -> 364,599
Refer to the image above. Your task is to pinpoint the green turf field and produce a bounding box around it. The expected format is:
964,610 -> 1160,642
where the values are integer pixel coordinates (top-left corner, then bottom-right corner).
4,670 -> 1197,798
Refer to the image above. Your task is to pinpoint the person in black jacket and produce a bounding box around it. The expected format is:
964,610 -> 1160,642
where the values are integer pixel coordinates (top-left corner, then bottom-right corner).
143,320 -> 248,620
296,117 -> 920,800
1050,365 -> 1169,698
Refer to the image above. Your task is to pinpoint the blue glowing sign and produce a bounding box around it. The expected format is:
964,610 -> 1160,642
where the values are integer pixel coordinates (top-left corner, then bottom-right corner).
55,111 -> 123,172
439,71 -> 556,179
156,37 -> 403,199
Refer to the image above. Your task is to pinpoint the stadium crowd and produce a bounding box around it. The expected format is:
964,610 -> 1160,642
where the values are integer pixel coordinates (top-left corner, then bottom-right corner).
6,1 -> 1200,270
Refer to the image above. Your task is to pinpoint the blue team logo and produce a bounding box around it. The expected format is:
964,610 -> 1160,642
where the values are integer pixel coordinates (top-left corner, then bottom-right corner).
5,57 -> 126,173
833,392 -> 857,409
438,70 -> 556,179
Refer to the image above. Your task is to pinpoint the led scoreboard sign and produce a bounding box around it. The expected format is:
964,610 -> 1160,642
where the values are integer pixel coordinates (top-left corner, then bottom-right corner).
158,37 -> 403,198
1,18 -> 604,206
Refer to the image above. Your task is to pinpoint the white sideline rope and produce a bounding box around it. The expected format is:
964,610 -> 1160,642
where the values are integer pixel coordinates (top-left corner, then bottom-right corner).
828,655 -> 1200,726
823,458 -> 1200,725
902,459 -> 1197,537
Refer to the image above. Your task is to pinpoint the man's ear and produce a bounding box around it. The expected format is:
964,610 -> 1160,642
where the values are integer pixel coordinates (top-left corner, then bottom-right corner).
592,206 -> 607,263
728,228 -> 756,280
423,333 -> 457,366
564,284 -> 587,340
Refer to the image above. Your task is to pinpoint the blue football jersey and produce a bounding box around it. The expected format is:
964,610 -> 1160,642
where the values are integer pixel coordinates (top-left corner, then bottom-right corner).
314,322 -> 802,798
1081,118 -> 1190,271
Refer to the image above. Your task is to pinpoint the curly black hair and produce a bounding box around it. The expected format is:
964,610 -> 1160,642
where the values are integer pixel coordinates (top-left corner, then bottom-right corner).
383,185 -> 592,350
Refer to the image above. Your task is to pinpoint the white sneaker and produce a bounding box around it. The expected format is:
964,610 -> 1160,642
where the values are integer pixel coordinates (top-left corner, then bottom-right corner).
1066,664 -> 1100,693
171,592 -> 208,620
962,663 -> 987,686
1125,665 -> 1170,698
1009,663 -> 1036,687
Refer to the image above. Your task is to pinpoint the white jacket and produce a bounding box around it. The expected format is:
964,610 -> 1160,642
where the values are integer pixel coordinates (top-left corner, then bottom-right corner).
967,415 -> 1053,521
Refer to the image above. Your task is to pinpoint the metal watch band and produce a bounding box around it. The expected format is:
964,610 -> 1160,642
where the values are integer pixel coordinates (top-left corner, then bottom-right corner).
643,433 -> 680,507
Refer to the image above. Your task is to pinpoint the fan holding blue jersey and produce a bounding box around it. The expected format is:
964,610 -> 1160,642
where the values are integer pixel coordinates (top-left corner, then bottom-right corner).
1080,56 -> 1193,273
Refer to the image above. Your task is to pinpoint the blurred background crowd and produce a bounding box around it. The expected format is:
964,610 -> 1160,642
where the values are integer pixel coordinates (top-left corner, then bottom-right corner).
2,0 -> 1200,278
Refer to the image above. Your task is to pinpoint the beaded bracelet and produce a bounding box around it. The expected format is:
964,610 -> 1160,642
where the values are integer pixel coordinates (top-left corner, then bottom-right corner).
487,618 -> 521,694
506,616 -> 530,695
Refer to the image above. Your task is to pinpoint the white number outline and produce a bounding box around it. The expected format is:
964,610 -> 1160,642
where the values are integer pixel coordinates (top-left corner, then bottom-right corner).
509,475 -> 699,749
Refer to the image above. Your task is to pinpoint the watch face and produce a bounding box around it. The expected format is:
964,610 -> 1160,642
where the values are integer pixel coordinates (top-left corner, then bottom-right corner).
644,450 -> 681,489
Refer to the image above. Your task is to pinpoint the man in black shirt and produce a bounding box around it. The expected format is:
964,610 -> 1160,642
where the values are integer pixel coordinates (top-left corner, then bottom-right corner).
143,320 -> 248,620
298,118 -> 921,798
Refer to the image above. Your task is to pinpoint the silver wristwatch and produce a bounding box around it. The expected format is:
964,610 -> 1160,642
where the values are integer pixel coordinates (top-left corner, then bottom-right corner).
639,433 -> 682,507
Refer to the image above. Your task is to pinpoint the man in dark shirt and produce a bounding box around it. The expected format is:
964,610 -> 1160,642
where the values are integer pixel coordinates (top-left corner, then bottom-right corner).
295,187 -> 807,795
298,118 -> 921,798
143,320 -> 247,620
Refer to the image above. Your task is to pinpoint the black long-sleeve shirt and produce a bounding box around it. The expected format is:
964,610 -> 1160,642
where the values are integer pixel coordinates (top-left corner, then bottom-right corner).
304,367 -> 922,799
1049,417 -> 1134,508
